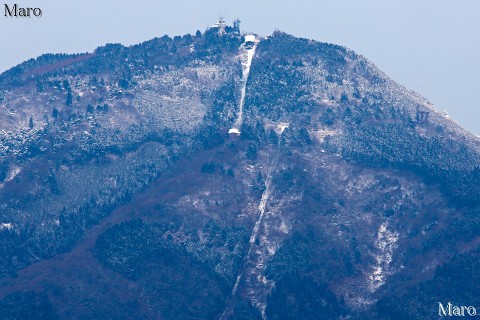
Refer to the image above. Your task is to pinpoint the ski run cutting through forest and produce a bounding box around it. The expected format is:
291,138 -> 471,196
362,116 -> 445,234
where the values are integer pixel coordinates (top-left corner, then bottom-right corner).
229,37 -> 258,134
220,172 -> 272,320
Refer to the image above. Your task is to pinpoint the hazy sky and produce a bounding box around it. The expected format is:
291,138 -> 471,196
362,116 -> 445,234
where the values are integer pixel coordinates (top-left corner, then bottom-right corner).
1,0 -> 479,134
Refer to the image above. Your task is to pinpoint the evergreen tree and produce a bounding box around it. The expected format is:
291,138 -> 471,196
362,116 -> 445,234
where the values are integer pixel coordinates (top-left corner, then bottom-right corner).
66,92 -> 73,106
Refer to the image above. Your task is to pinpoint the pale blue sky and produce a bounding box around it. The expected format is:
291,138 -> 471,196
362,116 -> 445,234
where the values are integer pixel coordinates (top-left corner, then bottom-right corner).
1,0 -> 479,134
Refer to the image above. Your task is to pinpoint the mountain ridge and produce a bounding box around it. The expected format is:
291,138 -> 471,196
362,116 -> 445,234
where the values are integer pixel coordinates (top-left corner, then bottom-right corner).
0,25 -> 479,319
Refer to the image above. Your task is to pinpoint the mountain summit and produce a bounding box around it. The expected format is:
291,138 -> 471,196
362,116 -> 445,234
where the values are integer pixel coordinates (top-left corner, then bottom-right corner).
0,21 -> 479,319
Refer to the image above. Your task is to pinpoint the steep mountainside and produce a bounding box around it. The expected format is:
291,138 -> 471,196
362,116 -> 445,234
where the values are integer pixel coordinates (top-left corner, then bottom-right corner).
0,24 -> 479,319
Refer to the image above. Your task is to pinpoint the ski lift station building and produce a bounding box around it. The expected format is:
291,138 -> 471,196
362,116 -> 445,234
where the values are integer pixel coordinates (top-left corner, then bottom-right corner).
244,35 -> 256,49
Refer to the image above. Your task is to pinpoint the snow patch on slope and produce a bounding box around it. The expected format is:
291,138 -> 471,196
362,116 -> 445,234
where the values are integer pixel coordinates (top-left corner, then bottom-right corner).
0,223 -> 13,231
368,222 -> 399,292
6,166 -> 21,182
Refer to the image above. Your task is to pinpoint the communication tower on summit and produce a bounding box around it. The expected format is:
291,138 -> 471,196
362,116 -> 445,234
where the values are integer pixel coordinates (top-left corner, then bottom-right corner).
215,17 -> 226,35
233,19 -> 241,35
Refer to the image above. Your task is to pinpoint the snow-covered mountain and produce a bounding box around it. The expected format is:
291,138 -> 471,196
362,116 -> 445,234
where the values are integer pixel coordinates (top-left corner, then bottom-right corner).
0,21 -> 479,319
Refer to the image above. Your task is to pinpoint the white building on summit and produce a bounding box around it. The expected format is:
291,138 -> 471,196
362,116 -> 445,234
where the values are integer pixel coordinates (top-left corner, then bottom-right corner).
244,35 -> 256,49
